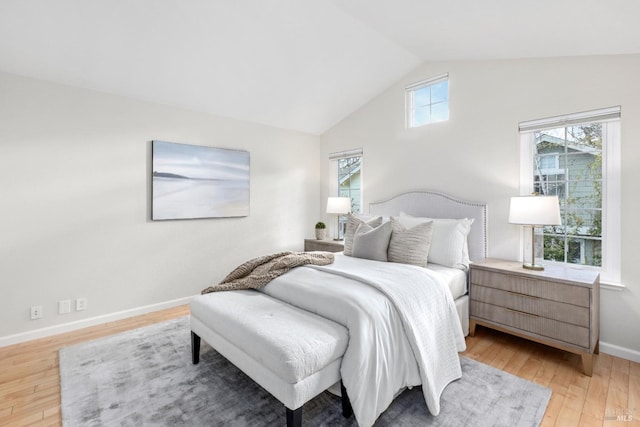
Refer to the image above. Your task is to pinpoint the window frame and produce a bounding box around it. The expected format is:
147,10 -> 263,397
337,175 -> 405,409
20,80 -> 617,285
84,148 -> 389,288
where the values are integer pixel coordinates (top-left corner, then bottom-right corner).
519,107 -> 621,285
405,73 -> 449,128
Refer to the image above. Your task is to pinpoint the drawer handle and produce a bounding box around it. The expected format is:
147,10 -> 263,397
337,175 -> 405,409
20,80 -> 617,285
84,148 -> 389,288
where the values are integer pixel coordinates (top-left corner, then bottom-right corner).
504,307 -> 540,318
505,290 -> 540,300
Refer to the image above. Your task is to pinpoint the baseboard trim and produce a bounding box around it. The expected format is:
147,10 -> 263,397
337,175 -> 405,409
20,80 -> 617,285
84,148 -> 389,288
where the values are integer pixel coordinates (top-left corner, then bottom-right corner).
0,296 -> 194,348
600,341 -> 640,363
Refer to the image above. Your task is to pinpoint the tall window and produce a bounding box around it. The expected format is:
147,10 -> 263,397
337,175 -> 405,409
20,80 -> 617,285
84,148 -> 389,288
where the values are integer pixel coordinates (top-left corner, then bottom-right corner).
519,107 -> 621,283
405,73 -> 449,128
330,149 -> 363,239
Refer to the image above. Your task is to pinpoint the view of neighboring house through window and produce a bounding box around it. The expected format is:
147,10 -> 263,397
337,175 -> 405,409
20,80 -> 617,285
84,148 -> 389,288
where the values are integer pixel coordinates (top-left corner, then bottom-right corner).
534,125 -> 602,266
405,73 -> 449,128
519,106 -> 621,283
330,149 -> 362,239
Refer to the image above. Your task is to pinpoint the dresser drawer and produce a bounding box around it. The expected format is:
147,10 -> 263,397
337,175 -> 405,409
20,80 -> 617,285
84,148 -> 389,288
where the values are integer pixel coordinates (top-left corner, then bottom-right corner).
470,269 -> 590,307
471,285 -> 590,327
470,300 -> 590,348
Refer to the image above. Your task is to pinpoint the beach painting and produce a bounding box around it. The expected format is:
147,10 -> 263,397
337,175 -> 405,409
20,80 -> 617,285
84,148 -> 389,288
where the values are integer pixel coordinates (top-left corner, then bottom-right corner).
152,140 -> 250,220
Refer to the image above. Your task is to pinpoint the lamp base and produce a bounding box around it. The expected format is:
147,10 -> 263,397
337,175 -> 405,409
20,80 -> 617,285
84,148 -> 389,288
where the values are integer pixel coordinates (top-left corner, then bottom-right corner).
523,263 -> 544,271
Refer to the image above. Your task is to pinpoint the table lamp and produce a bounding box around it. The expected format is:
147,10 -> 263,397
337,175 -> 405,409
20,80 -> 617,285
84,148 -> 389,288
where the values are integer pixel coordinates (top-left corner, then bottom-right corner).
326,197 -> 351,240
509,195 -> 562,270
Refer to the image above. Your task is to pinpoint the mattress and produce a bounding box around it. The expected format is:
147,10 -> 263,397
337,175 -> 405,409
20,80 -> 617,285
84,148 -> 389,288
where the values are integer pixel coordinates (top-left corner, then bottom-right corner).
426,263 -> 467,300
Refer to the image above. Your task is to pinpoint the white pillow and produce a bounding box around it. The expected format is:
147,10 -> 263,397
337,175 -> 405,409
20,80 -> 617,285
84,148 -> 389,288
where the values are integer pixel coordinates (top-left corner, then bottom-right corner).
352,221 -> 392,262
399,212 -> 474,270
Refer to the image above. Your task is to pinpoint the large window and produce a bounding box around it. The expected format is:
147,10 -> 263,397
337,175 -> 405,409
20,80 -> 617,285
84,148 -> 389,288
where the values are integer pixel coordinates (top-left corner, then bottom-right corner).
330,149 -> 362,239
405,73 -> 449,128
519,107 -> 621,283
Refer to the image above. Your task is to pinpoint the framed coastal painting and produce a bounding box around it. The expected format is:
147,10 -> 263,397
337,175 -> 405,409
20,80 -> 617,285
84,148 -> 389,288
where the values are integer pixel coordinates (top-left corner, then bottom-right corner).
152,140 -> 250,220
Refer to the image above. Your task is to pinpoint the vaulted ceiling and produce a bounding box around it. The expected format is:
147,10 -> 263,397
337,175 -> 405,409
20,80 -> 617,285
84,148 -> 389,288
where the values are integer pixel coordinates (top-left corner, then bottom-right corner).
1,1 -> 639,134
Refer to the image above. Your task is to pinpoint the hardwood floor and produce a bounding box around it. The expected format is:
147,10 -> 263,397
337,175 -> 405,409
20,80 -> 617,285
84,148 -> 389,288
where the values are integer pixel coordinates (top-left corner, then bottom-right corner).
1,306 -> 638,426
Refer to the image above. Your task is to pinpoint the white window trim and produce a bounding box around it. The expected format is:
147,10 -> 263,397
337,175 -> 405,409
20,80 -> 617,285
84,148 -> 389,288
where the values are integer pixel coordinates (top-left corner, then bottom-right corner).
329,148 -> 363,161
405,73 -> 449,128
518,106 -> 621,132
519,107 -> 622,287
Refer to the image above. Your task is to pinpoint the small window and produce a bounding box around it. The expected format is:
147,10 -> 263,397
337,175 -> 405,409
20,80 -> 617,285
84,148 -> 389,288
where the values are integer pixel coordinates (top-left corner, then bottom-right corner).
406,73 -> 449,128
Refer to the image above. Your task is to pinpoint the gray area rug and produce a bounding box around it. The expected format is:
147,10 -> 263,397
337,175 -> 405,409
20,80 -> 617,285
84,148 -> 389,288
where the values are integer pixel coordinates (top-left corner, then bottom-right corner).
60,317 -> 551,426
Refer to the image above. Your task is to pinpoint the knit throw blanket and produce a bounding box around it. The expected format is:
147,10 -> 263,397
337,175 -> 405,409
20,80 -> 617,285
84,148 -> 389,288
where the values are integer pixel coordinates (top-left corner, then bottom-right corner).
202,251 -> 335,294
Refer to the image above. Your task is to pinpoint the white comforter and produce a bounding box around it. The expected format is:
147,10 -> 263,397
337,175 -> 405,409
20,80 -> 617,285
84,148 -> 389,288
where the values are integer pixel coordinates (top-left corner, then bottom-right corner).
260,254 -> 466,427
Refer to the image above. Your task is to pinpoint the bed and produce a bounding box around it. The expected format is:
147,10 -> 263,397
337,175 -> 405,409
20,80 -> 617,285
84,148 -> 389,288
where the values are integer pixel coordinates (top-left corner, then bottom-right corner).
368,190 -> 488,336
192,190 -> 487,427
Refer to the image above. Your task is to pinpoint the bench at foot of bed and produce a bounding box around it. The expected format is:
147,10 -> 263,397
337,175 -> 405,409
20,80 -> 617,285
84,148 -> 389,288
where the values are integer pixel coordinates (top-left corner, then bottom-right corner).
190,289 -> 352,427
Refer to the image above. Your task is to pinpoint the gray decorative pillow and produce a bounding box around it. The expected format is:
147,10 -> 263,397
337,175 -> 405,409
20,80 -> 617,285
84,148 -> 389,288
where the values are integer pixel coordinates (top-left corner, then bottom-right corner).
388,217 -> 434,267
352,221 -> 392,262
344,214 -> 383,256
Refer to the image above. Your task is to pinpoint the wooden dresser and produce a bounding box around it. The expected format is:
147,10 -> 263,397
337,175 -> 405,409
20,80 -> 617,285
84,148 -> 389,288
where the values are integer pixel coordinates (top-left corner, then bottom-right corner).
469,258 -> 600,376
304,239 -> 344,253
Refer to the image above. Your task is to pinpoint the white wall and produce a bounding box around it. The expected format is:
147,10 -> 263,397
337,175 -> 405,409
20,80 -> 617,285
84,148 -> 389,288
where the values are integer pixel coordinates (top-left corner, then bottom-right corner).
0,71 -> 320,340
320,55 -> 640,359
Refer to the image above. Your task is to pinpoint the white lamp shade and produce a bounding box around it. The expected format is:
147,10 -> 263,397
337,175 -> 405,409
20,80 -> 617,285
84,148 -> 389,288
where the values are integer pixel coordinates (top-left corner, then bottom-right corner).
509,195 -> 562,226
326,197 -> 351,215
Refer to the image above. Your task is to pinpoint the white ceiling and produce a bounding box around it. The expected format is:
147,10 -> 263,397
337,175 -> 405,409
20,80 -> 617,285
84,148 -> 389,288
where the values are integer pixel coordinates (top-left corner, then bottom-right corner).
1,1 -> 639,135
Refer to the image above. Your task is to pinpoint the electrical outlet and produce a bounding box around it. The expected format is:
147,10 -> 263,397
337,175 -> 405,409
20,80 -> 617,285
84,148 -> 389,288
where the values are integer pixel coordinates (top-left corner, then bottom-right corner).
76,297 -> 87,311
30,305 -> 43,320
59,299 -> 71,314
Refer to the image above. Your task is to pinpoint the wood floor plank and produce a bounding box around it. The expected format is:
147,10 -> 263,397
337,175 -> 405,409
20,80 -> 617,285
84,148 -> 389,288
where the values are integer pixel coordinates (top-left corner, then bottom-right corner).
578,414 -> 605,427
501,345 -> 531,376
580,352 -> 613,425
629,362 -> 640,427
0,410 -> 44,426
0,407 -> 12,419
603,356 -> 630,427
485,336 -> 518,371
563,371 -> 591,413
517,348 -> 544,381
539,354 -> 570,426
553,362 -> 590,427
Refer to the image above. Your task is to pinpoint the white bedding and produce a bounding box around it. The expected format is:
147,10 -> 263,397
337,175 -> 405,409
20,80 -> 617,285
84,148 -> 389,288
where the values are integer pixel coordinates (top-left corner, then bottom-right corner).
427,263 -> 468,299
260,253 -> 466,427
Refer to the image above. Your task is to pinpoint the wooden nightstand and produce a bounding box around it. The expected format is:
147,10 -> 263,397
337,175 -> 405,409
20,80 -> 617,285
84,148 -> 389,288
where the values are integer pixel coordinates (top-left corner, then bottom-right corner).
469,258 -> 600,376
304,239 -> 344,253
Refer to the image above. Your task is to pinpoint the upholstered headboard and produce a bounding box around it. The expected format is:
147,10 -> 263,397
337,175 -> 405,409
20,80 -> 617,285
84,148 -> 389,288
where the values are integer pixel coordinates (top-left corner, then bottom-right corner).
369,191 -> 488,261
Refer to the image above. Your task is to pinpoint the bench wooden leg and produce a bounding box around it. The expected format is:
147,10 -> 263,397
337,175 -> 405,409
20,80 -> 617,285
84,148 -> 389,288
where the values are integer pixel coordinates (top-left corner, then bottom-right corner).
341,381 -> 353,418
286,407 -> 302,427
191,331 -> 201,365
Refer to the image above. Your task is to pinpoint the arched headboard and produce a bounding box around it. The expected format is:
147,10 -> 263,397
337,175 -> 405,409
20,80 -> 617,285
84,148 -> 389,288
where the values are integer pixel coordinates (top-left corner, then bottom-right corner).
369,191 -> 488,261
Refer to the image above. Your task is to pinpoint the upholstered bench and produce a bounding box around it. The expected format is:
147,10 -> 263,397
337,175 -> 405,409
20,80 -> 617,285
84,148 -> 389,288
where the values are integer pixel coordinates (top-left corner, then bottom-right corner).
190,290 -> 352,427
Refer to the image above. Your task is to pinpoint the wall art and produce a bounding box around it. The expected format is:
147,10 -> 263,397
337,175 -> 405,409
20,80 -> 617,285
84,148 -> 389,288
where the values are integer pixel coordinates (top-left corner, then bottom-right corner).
152,140 -> 250,220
